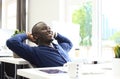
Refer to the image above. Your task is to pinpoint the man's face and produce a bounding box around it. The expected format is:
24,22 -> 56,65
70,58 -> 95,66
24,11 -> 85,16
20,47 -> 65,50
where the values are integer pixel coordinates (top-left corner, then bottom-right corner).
38,25 -> 54,43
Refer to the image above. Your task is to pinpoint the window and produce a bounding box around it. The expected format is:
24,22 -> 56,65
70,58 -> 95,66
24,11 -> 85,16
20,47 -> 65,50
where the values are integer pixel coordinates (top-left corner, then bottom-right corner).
0,0 -> 28,53
1,0 -> 28,31
65,0 -> 95,59
2,0 -> 17,30
101,0 -> 120,59
64,0 -> 118,60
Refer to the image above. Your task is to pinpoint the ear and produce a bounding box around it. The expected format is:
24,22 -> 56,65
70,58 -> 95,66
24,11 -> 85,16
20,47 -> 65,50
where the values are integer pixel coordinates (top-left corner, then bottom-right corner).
33,35 -> 39,45
33,33 -> 39,40
34,36 -> 38,40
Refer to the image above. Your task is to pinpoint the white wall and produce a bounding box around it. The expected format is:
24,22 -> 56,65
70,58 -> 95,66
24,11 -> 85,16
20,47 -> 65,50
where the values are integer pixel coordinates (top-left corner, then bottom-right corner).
28,0 -> 60,31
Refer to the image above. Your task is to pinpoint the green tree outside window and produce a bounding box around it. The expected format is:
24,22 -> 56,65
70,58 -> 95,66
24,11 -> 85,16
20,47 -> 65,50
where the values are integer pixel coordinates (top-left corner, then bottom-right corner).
72,1 -> 92,46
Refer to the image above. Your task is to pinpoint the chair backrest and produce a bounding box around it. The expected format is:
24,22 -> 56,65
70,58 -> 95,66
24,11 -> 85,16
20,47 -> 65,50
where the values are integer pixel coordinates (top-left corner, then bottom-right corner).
28,62 -> 36,68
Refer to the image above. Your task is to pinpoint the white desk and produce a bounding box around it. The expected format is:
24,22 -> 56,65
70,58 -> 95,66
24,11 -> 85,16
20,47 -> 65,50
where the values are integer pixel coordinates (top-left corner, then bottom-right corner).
17,62 -> 120,79
0,51 -> 13,57
0,57 -> 29,65
0,57 -> 30,79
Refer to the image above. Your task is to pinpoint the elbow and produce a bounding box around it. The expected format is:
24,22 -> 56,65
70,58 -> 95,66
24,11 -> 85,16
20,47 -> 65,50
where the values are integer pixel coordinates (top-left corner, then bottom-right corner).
70,42 -> 73,49
6,39 -> 14,49
67,42 -> 73,52
6,39 -> 11,48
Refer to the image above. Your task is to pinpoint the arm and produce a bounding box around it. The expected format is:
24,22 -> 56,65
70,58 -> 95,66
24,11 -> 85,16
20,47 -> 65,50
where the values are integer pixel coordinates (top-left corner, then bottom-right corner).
55,33 -> 73,52
6,33 -> 34,59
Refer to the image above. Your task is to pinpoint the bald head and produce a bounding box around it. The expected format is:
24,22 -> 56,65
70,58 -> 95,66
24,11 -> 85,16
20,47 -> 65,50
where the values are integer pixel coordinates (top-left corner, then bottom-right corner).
32,21 -> 47,35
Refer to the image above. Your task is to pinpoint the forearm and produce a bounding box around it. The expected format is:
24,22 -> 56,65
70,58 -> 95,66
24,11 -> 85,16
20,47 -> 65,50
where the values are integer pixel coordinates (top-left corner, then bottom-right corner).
55,33 -> 73,52
55,33 -> 72,44
8,33 -> 27,42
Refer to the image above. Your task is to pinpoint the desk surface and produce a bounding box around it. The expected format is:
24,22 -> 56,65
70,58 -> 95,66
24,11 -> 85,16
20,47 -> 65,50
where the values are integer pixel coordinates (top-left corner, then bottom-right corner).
0,51 -> 13,57
17,62 -> 120,79
0,57 -> 29,65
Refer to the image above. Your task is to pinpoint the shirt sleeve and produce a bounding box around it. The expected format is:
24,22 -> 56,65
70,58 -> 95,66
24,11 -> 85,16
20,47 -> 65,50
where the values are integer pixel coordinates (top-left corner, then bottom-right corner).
55,33 -> 73,53
6,33 -> 34,60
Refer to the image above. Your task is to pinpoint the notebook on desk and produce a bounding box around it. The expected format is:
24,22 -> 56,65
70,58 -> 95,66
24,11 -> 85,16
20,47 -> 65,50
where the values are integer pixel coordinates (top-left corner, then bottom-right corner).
39,69 -> 67,74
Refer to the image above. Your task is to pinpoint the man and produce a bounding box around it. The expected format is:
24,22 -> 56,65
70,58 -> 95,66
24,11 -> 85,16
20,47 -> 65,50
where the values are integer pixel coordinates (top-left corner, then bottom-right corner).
6,21 -> 73,67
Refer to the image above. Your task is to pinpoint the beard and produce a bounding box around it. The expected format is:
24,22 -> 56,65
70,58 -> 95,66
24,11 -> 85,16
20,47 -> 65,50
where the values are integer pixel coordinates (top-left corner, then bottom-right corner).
36,38 -> 54,45
47,38 -> 54,43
